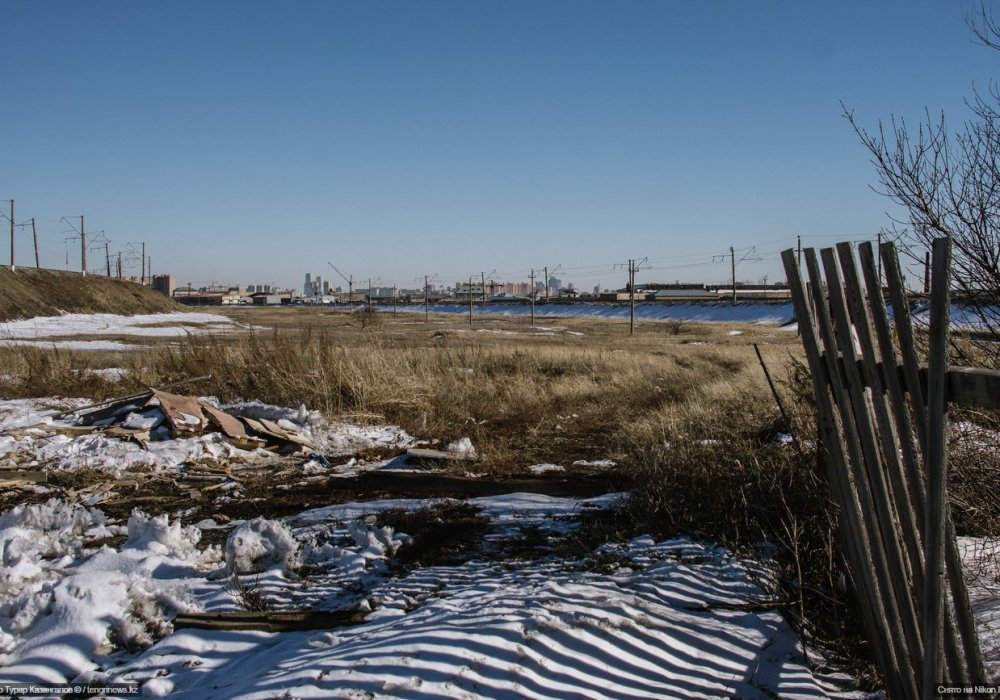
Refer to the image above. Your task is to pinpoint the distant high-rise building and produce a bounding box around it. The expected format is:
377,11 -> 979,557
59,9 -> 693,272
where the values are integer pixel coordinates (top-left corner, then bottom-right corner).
304,273 -> 312,295
151,274 -> 175,298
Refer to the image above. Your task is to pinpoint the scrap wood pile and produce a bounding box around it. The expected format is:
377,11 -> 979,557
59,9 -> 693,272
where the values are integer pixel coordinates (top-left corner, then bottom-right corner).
10,388 -> 315,453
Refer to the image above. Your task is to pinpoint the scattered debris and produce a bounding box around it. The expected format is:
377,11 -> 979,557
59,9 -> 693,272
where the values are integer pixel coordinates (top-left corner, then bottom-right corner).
11,386 -> 315,455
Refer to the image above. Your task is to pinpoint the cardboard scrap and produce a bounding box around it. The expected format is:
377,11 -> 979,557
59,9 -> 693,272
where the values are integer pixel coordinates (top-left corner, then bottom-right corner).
154,391 -> 207,437
200,402 -> 267,451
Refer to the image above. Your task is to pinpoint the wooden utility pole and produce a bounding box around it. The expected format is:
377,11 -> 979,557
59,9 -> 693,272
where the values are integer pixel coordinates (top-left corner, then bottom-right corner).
142,242 -> 146,284
117,252 -> 122,279
392,285 -> 397,317
543,266 -> 549,302
81,216 -> 87,276
105,242 -> 112,277
529,268 -> 535,327
9,199 -> 14,271
481,271 -> 486,303
32,218 -> 39,268
424,275 -> 430,322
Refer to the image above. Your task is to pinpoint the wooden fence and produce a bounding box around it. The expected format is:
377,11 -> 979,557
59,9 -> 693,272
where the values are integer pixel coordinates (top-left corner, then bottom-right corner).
781,238 -> 998,698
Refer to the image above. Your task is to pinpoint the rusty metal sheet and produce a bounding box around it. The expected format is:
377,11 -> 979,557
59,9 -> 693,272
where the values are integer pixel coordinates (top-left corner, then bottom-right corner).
153,390 -> 206,437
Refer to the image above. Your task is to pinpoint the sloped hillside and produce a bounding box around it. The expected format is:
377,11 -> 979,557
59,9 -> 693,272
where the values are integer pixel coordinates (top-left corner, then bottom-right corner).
0,268 -> 179,321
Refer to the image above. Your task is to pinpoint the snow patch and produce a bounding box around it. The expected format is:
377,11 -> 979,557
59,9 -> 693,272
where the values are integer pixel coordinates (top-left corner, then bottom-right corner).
226,518 -> 300,575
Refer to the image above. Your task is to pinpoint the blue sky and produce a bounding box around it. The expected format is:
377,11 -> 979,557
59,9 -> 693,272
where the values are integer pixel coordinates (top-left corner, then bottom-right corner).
3,1 -> 996,291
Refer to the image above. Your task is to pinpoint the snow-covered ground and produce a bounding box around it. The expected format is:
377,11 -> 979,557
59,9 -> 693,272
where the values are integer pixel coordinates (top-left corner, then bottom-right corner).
0,312 -> 257,352
0,491 -> 865,698
0,312 -> 250,340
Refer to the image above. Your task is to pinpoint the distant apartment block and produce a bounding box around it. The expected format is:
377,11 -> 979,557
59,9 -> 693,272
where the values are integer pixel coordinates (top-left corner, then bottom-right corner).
151,274 -> 175,298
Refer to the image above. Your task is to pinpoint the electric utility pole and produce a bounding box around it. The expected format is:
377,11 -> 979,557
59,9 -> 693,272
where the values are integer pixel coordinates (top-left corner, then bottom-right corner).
730,247 -> 736,303
367,278 -> 373,313
543,266 -> 549,301
622,258 -> 649,335
9,199 -> 14,271
142,242 -> 146,284
105,242 -> 112,277
468,276 -> 474,326
630,259 -> 636,334
425,275 -> 430,322
32,219 -> 39,268
481,271 -> 486,303
81,216 -> 87,276
117,252 -> 122,279
529,268 -> 536,326
714,246 -> 761,304
797,235 -> 802,268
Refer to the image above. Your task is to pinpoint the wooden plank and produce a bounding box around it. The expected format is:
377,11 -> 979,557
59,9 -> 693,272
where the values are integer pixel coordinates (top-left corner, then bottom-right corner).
882,242 -> 929,451
923,236 -> 951,696
944,366 -> 1000,409
0,470 -> 47,484
406,447 -> 479,462
783,248 -> 907,699
174,609 -> 368,633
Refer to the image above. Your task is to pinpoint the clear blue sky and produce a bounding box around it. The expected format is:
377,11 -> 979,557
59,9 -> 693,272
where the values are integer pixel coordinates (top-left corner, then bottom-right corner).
3,1 -> 995,291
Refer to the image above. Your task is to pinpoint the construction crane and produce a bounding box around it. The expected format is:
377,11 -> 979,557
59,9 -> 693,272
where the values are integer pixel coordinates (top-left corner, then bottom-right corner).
327,261 -> 354,311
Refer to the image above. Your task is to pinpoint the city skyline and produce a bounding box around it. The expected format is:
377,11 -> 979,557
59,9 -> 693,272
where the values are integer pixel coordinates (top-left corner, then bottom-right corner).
3,1 -> 994,290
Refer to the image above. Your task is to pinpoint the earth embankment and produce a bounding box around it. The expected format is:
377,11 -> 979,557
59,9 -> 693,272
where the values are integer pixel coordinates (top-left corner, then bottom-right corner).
0,268 -> 179,321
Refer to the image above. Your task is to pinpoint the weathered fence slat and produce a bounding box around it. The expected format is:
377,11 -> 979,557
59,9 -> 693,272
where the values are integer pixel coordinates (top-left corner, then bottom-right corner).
923,237 -> 952,695
781,237 -> 985,698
